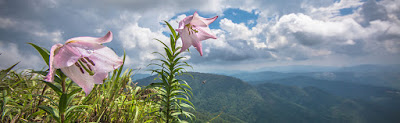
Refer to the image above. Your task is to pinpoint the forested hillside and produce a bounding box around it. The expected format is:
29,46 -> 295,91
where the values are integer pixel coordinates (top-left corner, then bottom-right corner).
136,72 -> 400,123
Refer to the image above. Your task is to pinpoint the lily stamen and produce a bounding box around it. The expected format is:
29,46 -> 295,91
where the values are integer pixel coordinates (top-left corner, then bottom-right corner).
84,57 -> 95,66
80,58 -> 92,71
75,62 -> 85,74
185,24 -> 198,35
78,60 -> 95,76
80,57 -> 88,63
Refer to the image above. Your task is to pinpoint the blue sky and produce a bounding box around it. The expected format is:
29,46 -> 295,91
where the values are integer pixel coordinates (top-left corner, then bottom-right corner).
0,0 -> 399,73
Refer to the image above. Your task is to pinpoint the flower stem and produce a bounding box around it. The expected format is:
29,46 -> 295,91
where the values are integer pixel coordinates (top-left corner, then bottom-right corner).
62,77 -> 66,93
61,77 -> 66,123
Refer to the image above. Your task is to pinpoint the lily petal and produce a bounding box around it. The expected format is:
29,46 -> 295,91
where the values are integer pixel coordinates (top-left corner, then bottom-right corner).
190,12 -> 218,27
196,27 -> 217,41
66,31 -> 113,44
179,27 -> 195,53
177,15 -> 193,31
60,65 -> 106,95
180,26 -> 204,56
177,12 -> 218,56
45,31 -> 121,96
64,41 -> 102,57
44,43 -> 64,82
190,12 -> 208,27
193,41 -> 203,56
88,46 -> 123,72
201,15 -> 218,25
53,45 -> 82,68
97,31 -> 113,44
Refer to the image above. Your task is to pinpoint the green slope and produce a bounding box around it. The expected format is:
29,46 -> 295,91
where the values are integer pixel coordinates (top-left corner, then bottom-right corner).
135,72 -> 400,123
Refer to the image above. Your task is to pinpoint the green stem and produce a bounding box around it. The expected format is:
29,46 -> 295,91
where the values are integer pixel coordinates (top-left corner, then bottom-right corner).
61,77 -> 66,123
166,88 -> 171,123
62,77 -> 66,93
166,39 -> 178,123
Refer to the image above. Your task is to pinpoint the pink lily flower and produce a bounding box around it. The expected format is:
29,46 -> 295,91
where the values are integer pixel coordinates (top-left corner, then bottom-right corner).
44,31 -> 123,95
176,12 -> 218,56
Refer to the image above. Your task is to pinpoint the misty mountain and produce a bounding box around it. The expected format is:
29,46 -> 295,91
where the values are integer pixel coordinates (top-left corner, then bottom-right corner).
336,64 -> 400,73
256,76 -> 400,100
255,65 -> 339,73
230,64 -> 400,89
135,72 -> 400,123
131,73 -> 150,81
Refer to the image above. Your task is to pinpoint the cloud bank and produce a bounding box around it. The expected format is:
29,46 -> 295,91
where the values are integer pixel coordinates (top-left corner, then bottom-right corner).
0,0 -> 399,72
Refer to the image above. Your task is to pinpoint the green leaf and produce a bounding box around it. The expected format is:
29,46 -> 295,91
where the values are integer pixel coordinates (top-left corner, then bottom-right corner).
176,33 -> 180,41
164,48 -> 173,60
58,93 -> 68,114
175,98 -> 194,108
165,21 -> 176,38
155,38 -> 170,51
32,94 -> 58,106
1,92 -> 10,118
38,105 -> 60,122
179,103 -> 195,110
27,110 -> 45,120
171,90 -> 184,96
67,88 -> 82,106
28,43 -> 50,66
30,70 -> 48,76
115,50 -> 126,81
43,81 -> 62,96
170,34 -> 175,52
182,111 -> 195,120
180,83 -> 192,90
65,105 -> 90,117
29,43 -> 67,79
0,62 -> 19,80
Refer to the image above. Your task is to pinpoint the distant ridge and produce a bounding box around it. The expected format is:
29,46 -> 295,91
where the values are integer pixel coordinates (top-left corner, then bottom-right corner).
135,72 -> 400,123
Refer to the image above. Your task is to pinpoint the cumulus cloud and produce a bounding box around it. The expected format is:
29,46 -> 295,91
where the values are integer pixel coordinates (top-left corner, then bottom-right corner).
189,0 -> 400,68
118,19 -> 168,68
0,42 -> 42,70
0,0 -> 399,72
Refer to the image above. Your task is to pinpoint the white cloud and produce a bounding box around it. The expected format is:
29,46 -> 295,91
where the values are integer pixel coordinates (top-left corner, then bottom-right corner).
201,0 -> 400,68
0,16 -> 64,43
1,0 -> 399,72
0,17 -> 16,28
0,42 -> 42,70
303,0 -> 363,20
384,39 -> 400,53
268,13 -> 366,47
220,18 -> 254,40
32,30 -> 63,43
218,18 -> 267,49
118,21 -> 168,68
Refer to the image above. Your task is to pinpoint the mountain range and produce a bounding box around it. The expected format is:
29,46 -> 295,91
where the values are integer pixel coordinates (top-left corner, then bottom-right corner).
135,71 -> 400,123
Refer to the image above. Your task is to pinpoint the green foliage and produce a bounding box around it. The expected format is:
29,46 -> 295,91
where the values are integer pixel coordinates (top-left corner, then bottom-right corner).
147,21 -> 195,123
0,66 -> 50,122
80,56 -> 160,122
0,43 -> 171,122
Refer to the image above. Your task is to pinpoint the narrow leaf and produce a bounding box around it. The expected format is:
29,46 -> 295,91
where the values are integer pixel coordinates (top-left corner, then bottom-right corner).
28,43 -> 50,66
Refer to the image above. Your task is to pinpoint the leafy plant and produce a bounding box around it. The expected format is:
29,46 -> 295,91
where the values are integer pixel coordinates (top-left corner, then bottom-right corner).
29,43 -> 91,123
0,62 -> 50,122
147,21 -> 195,122
27,43 -> 160,123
